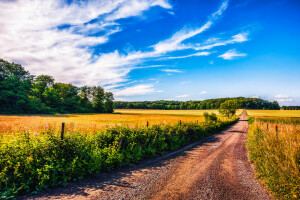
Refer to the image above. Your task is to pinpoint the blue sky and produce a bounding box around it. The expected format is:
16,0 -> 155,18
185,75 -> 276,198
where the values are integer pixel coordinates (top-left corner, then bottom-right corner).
0,0 -> 299,105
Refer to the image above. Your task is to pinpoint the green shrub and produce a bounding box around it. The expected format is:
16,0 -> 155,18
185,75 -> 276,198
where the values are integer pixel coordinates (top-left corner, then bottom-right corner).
0,118 -> 238,198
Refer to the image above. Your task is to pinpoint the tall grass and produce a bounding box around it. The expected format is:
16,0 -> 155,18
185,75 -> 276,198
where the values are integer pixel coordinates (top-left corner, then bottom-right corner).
247,120 -> 300,199
0,118 -> 237,199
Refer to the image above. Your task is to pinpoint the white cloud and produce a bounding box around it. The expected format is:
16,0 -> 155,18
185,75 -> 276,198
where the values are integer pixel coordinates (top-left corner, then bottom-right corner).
200,90 -> 207,95
114,84 -> 160,96
0,0 -> 249,99
161,69 -> 183,73
153,0 -> 229,53
0,0 -> 171,86
105,0 -> 172,21
275,95 -> 293,102
180,81 -> 191,84
163,51 -> 211,59
251,95 -> 260,98
176,94 -> 188,98
218,49 -> 247,60
193,32 -> 249,51
114,97 -> 128,101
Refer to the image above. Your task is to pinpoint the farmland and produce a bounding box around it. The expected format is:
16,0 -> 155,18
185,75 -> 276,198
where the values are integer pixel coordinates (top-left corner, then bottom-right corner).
0,109 -> 239,198
0,109 -> 242,136
247,110 -> 300,199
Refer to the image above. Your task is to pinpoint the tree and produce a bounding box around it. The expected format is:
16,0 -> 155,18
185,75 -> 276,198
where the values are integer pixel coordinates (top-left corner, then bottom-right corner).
104,92 -> 114,113
218,100 -> 239,118
90,86 -> 105,113
0,59 -> 33,113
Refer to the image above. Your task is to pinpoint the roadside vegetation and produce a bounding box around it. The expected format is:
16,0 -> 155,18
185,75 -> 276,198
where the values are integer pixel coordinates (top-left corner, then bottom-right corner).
0,115 -> 238,198
247,113 -> 300,199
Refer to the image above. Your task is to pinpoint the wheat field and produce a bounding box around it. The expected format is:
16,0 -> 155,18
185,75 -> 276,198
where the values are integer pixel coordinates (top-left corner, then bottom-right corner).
0,109 -> 243,135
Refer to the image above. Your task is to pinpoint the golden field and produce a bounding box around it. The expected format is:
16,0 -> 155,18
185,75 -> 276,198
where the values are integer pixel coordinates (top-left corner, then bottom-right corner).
246,110 -> 300,117
0,109 -> 242,135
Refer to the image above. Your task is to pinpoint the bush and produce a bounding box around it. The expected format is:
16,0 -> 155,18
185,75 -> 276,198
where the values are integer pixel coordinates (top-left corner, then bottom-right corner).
0,118 -> 238,198
203,112 -> 218,122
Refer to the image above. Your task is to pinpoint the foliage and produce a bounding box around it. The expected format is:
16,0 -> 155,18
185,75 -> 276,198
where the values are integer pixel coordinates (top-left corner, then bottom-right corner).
203,112 -> 218,122
114,97 -> 280,110
247,121 -> 300,199
0,58 -> 114,114
218,100 -> 239,118
0,118 -> 238,198
281,106 -> 300,110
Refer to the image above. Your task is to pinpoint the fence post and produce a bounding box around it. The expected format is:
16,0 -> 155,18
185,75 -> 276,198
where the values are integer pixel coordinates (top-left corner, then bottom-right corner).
61,122 -> 65,140
197,120 -> 198,124
147,121 -> 149,127
179,120 -> 181,127
267,124 -> 268,130
276,126 -> 278,140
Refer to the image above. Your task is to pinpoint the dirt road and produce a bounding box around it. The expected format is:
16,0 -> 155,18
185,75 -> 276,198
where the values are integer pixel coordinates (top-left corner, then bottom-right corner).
21,112 -> 271,200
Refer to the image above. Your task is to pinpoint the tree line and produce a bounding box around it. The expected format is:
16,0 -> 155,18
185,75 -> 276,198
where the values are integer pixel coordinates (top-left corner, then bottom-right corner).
0,58 -> 114,114
114,97 -> 280,110
281,106 -> 300,110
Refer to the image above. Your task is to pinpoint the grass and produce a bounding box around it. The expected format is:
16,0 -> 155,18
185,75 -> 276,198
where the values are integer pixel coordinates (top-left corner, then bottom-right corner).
0,114 -> 238,198
0,109 -> 242,136
247,110 -> 300,199
246,110 -> 300,117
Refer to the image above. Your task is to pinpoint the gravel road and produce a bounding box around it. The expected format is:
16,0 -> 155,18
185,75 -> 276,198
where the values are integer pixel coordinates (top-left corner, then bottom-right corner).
21,112 -> 271,200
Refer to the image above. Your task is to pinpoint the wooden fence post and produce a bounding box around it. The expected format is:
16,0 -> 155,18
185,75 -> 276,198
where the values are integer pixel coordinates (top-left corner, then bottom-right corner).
197,120 -> 198,124
61,122 -> 65,140
267,124 -> 268,130
179,120 -> 181,127
276,126 -> 278,140
147,121 -> 149,127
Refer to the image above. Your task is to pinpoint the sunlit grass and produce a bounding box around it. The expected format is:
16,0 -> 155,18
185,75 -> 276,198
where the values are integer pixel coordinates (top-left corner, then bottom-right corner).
0,109 -> 242,136
246,110 -> 300,117
247,112 -> 300,199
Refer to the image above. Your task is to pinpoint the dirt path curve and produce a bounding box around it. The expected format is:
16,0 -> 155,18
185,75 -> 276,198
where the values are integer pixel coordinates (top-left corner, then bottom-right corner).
21,111 -> 271,200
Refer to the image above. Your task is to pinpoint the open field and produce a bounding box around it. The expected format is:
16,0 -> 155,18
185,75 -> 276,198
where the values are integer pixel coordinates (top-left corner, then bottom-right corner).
0,110 -> 238,198
247,110 -> 300,117
0,109 -> 242,135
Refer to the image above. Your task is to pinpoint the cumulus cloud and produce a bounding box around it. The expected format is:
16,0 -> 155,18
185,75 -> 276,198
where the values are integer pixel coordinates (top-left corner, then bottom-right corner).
200,91 -> 207,95
218,49 -> 247,60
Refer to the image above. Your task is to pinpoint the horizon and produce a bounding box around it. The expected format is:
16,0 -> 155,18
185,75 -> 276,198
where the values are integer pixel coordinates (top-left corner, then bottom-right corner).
1,0 -> 299,106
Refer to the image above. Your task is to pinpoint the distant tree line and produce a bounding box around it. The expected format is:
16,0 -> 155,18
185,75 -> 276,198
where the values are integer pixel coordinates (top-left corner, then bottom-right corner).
115,97 -> 280,110
0,58 -> 114,114
281,106 -> 300,110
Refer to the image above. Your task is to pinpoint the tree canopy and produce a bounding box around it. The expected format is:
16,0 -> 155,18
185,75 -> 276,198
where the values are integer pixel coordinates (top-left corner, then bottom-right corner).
218,100 -> 240,117
0,58 -> 114,114
114,97 -> 280,110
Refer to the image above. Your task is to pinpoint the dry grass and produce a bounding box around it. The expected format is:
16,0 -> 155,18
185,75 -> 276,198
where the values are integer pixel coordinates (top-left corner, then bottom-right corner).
247,110 -> 300,199
247,110 -> 300,117
0,109 -> 241,135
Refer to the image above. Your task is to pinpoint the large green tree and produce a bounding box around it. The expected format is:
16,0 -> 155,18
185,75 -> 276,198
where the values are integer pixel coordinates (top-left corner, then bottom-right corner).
218,100 -> 240,118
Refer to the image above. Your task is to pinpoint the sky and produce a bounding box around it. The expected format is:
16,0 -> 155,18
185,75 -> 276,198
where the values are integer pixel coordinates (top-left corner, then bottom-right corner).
0,0 -> 299,105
